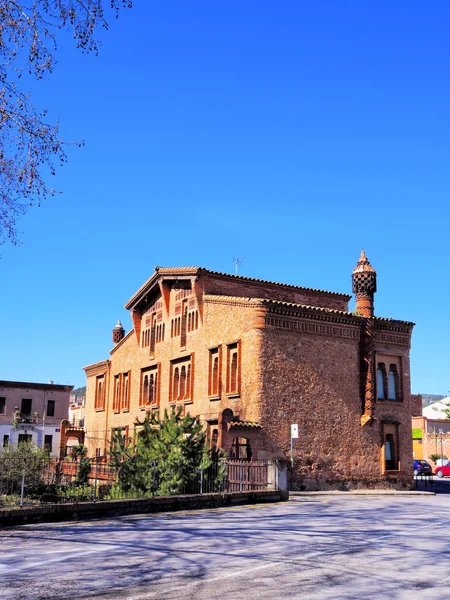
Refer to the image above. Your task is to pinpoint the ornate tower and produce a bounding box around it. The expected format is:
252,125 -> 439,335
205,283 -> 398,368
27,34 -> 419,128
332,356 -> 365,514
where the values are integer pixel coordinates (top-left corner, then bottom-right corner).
352,249 -> 377,317
112,320 -> 125,344
353,250 -> 377,426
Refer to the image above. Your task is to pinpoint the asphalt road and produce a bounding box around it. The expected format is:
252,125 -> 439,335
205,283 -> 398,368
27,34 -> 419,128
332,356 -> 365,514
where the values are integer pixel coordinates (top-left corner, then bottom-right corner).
1,494 -> 450,600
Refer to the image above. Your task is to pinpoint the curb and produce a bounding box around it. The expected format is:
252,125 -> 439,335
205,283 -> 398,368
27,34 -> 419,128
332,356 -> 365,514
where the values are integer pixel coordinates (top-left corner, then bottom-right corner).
290,490 -> 435,496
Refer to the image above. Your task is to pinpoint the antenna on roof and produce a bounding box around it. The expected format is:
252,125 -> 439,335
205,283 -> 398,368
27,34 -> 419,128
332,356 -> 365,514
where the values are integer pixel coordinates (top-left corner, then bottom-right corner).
233,257 -> 245,275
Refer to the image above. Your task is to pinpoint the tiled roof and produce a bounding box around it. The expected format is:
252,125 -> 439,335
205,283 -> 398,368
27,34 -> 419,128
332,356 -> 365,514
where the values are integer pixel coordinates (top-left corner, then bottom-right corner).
125,266 -> 351,309
260,298 -> 414,327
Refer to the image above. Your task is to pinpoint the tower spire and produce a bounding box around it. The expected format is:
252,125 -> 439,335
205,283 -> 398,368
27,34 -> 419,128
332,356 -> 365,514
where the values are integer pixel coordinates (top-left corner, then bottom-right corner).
352,249 -> 377,317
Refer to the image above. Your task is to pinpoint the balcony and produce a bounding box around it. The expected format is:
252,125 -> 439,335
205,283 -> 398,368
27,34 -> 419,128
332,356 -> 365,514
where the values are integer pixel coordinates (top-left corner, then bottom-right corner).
13,413 -> 40,426
65,418 -> 85,430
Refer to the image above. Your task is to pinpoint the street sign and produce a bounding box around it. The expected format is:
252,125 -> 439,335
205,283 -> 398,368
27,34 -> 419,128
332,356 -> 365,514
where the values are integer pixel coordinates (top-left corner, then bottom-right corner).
291,424 -> 298,439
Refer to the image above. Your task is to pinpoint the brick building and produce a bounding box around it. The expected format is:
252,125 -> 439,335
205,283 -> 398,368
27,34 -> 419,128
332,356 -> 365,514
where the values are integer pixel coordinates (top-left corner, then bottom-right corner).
84,252 -> 415,489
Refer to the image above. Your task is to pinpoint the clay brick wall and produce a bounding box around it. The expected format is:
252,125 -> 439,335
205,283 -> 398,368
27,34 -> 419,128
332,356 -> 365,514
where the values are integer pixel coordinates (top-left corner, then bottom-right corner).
202,274 -> 350,311
259,322 -> 413,489
411,394 -> 423,417
84,287 -> 264,457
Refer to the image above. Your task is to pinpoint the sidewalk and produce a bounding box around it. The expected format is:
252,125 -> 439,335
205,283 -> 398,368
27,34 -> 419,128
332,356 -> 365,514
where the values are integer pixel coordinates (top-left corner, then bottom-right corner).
290,489 -> 435,496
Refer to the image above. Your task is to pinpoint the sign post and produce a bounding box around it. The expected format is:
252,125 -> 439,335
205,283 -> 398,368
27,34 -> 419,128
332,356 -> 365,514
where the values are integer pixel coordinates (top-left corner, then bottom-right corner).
290,424 -> 298,467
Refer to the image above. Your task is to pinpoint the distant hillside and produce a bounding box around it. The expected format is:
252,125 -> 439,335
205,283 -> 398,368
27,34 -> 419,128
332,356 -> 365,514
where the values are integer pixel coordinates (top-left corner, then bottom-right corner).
72,386 -> 86,397
422,394 -> 445,409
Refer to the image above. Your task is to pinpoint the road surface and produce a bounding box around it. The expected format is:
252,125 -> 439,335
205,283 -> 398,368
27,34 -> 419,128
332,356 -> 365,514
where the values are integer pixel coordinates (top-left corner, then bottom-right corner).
1,494 -> 449,599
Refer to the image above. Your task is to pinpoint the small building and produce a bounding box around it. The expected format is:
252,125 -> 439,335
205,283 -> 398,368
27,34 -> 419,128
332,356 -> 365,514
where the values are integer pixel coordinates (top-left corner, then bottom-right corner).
411,397 -> 450,466
84,252 -> 415,489
0,380 -> 73,456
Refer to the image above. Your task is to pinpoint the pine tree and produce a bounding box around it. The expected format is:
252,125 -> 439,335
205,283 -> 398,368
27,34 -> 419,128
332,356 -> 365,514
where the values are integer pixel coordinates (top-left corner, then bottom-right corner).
109,407 -> 224,497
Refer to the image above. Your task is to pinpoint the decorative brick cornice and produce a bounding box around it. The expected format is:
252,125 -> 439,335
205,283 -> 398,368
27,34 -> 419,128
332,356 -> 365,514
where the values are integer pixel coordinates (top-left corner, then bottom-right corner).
83,360 -> 109,377
204,295 -> 261,307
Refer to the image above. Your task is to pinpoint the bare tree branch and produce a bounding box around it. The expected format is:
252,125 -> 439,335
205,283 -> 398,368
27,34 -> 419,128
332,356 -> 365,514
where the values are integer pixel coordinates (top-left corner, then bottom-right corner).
0,0 -> 132,245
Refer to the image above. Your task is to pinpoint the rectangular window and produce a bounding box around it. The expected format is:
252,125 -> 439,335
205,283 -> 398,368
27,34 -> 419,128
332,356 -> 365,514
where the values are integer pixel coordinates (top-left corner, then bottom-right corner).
111,426 -> 129,449
113,375 -> 121,411
226,342 -> 241,396
95,375 -> 105,410
3,435 -> 9,448
21,398 -> 32,414
46,400 -> 55,417
121,372 -> 130,411
170,355 -> 194,404
18,434 -> 32,445
140,365 -> 161,407
383,423 -> 399,471
208,346 -> 222,398
44,435 -> 53,453
377,356 -> 402,402
0,397 -> 5,414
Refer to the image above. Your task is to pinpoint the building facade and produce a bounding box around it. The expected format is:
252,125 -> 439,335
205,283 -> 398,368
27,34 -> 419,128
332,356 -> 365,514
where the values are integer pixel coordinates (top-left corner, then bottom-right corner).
84,252 -> 415,488
0,380 -> 73,456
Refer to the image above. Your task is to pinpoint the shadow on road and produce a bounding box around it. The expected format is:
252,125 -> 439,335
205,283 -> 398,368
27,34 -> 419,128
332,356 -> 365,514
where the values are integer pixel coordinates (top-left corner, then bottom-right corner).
415,474 -> 450,494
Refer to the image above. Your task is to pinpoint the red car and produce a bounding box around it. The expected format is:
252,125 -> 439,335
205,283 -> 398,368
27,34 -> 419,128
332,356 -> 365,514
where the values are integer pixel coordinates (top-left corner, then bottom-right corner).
434,463 -> 450,478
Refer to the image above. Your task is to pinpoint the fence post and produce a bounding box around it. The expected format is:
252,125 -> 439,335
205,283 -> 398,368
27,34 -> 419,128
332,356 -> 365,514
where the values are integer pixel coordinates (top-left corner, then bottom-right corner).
20,468 -> 25,507
200,467 -> 203,495
93,456 -> 98,502
152,461 -> 156,497
240,462 -> 243,492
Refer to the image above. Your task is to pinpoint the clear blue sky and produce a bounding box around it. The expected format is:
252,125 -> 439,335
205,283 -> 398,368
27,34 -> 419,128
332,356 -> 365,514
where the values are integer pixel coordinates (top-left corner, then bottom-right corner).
1,1 -> 449,394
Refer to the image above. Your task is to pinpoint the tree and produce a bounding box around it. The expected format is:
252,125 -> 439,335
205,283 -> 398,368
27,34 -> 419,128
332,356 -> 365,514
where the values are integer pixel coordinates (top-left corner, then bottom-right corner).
0,1 -> 132,246
109,408 -> 225,497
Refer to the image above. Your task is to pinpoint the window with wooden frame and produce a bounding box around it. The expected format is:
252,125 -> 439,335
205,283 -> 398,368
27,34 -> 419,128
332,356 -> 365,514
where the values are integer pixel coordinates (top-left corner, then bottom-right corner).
113,374 -> 121,412
180,300 -> 188,348
208,346 -> 222,399
121,372 -> 130,411
226,341 -> 241,396
94,375 -> 105,410
140,365 -> 161,407
170,355 -> 194,403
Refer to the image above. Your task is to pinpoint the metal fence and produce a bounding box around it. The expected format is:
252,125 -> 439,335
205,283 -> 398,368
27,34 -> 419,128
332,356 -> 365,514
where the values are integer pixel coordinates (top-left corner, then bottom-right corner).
0,457 -> 274,507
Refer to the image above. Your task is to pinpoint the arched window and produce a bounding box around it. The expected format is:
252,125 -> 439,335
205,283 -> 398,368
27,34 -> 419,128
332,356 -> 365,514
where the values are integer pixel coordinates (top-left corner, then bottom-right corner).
142,375 -> 148,406
211,428 -> 219,449
179,366 -> 186,399
123,377 -> 129,410
186,364 -> 191,399
148,373 -> 154,404
377,363 -> 386,400
212,357 -> 219,396
388,364 -> 399,400
195,311 -> 199,329
230,352 -> 238,393
173,367 -> 179,402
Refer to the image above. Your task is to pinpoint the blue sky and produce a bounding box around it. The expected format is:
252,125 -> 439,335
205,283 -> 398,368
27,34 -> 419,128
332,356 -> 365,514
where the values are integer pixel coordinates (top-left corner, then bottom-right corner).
1,1 -> 449,394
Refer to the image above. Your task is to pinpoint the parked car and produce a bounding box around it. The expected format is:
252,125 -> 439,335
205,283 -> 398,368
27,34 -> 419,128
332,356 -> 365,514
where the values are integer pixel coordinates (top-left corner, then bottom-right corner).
413,460 -> 432,476
434,462 -> 450,478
